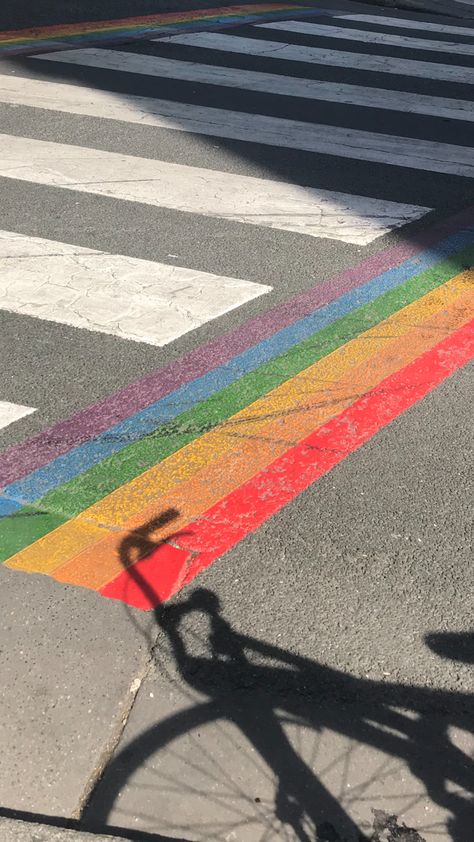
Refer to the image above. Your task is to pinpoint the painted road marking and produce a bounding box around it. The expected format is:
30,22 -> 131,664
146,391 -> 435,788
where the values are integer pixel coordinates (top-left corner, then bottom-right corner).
37,280 -> 474,590
3,116 -> 474,184
0,3 -> 325,56
6,270 -> 474,575
164,32 -> 474,85
259,20 -> 474,57
2,13 -> 474,606
2,233 -> 473,597
35,49 -> 474,123
3,215 -> 474,595
101,319 -> 474,608
7,300 -> 474,589
0,402 -> 36,431
0,135 -> 432,241
0,231 -> 271,346
1,206 -> 472,492
339,14 -> 474,39
2,224 -> 473,510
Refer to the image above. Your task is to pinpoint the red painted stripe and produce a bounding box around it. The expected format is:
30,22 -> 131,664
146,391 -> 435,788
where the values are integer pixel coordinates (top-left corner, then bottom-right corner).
101,318 -> 474,610
100,542 -> 193,609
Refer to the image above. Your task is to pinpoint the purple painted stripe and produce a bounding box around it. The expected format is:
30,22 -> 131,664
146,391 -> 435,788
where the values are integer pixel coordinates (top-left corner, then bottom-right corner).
1,207 -> 473,487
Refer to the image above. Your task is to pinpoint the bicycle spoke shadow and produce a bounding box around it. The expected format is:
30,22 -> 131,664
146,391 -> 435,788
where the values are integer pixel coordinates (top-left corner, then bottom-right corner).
82,510 -> 474,842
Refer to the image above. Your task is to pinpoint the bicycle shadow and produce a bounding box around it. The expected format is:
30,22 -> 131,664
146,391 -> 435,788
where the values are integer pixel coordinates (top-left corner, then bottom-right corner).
82,511 -> 474,842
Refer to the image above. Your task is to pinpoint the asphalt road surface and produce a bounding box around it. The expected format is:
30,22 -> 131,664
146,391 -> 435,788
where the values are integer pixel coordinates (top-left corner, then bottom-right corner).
0,2 -> 473,841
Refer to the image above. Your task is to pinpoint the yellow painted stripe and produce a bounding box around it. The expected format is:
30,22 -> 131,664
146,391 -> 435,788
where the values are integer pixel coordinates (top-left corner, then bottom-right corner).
54,287 -> 474,591
6,272 -> 473,578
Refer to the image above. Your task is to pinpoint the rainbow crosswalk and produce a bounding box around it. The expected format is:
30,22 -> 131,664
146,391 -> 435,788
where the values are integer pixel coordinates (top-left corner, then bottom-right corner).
1,209 -> 473,609
0,3 -> 324,56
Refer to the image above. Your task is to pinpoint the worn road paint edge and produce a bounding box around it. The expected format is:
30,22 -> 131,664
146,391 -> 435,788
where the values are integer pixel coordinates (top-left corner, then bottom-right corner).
101,318 -> 474,609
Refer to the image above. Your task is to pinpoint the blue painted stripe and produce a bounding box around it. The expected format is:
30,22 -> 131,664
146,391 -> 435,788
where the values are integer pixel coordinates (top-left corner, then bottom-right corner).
0,499 -> 21,516
1,226 -> 473,512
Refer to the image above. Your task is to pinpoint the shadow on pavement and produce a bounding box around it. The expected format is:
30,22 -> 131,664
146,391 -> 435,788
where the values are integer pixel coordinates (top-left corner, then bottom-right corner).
5,4 -> 474,299
79,514 -> 474,842
1,7 -> 473,841
0,807 -> 187,842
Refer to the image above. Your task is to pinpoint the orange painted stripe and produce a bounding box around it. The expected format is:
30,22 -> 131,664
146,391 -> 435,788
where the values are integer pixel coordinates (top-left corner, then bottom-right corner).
5,274 -> 472,581
101,317 -> 474,609
51,283 -> 474,590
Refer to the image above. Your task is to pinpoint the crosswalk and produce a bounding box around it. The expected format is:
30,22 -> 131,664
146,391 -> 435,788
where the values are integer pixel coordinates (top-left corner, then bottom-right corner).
22,49 -> 474,121
0,230 -> 272,345
158,30 -> 474,84
0,133 -> 430,240
1,7 -> 474,424
0,401 -> 36,432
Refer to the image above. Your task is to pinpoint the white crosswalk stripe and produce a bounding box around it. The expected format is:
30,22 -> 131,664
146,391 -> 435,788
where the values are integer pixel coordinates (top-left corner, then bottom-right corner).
0,401 -> 36,432
259,19 -> 474,56
339,13 -> 474,38
0,134 -> 430,241
3,107 -> 474,181
33,49 -> 474,122
158,31 -> 474,84
1,7 -> 474,356
0,231 -> 271,346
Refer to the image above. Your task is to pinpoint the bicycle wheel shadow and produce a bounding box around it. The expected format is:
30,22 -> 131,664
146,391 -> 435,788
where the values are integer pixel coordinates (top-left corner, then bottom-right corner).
82,510 -> 474,842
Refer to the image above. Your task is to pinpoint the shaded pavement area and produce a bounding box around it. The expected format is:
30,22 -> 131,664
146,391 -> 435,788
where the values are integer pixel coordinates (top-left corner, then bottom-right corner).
84,554 -> 474,840
79,367 -> 473,841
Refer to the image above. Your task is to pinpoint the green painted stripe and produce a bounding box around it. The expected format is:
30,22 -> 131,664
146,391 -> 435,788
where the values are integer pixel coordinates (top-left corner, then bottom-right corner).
1,247 -> 471,562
